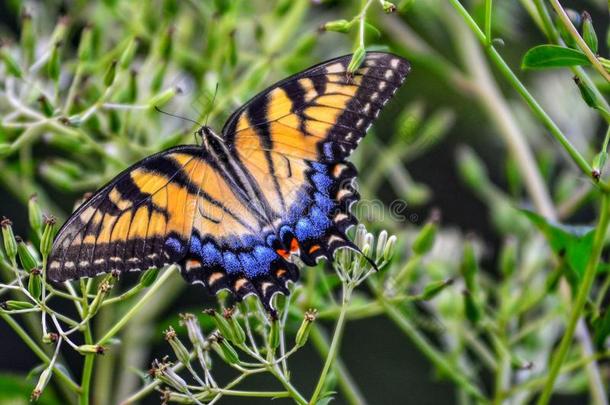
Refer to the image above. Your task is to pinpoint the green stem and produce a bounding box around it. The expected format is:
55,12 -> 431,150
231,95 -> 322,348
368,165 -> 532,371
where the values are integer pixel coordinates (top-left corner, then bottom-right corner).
484,0 -> 492,44
96,265 -> 177,346
526,0 -> 610,118
537,193 -> 610,405
381,301 -> 486,402
448,0 -> 594,181
0,312 -> 81,393
270,365 -> 308,405
308,286 -> 352,405
548,0 -> 610,83
211,389 -> 290,398
529,0 -> 559,43
80,324 -> 94,405
310,325 -> 368,405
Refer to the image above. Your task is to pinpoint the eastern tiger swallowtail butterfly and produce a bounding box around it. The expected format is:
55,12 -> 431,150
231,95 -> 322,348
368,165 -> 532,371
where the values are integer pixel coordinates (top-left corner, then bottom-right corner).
48,52 -> 411,311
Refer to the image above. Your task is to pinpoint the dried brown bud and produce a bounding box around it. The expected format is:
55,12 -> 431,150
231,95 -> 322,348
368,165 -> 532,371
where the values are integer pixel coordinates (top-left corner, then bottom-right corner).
164,326 -> 177,341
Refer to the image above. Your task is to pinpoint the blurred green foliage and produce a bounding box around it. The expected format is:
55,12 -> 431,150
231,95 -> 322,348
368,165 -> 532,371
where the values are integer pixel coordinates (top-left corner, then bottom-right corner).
3,0 -> 610,404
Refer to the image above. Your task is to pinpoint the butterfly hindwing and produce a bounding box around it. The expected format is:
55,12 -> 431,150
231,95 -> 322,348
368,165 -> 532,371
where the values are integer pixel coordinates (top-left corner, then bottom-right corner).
182,52 -> 409,308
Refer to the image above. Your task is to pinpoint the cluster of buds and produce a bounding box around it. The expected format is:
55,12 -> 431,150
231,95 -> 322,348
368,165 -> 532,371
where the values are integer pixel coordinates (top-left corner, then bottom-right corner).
204,308 -> 246,347
149,357 -> 189,393
335,224 -> 397,285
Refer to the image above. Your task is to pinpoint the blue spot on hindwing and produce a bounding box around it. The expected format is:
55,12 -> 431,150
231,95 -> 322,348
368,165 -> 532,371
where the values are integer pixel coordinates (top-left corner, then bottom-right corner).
295,218 -> 322,240
311,162 -> 327,173
323,143 -> 334,160
253,245 -> 276,269
223,252 -> 242,275
312,172 -> 332,194
314,192 -> 334,213
165,237 -> 184,255
201,242 -> 222,266
310,206 -> 331,230
239,252 -> 262,277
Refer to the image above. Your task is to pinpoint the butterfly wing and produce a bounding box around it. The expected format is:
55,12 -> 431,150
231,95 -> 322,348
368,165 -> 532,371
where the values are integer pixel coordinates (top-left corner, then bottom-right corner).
48,144 -> 301,307
181,52 -> 410,308
48,146 -> 213,280
223,52 -> 410,162
49,52 -> 410,313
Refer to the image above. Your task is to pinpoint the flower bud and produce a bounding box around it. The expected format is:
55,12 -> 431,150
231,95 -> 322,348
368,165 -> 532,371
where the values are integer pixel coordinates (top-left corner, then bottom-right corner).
383,235 -> 397,262
164,326 -> 192,366
148,87 -> 180,108
40,216 -> 57,257
381,1 -> 397,13
28,195 -> 42,232
47,42 -> 61,83
103,60 -> 118,87
159,26 -> 174,61
119,37 -> 139,69
420,278 -> 453,301
37,95 -> 55,117
204,309 -> 234,343
1,300 -> 35,310
219,337 -> 240,364
149,359 -> 188,392
354,224 -> 367,249
17,238 -> 39,272
150,64 -> 167,93
574,76 -> 598,109
462,289 -> 481,325
347,46 -> 365,74
179,313 -> 206,348
321,19 -> 352,33
28,267 -> 42,301
31,367 -> 52,401
457,146 -> 488,190
460,240 -> 479,293
295,309 -> 317,348
376,230 -> 388,261
139,267 -> 159,287
77,344 -> 105,355
0,47 -> 23,78
122,69 -> 138,103
50,16 -> 69,45
88,276 -> 114,316
412,211 -> 439,255
582,11 -> 598,54
499,238 -> 517,277
1,217 -> 18,262
227,311 -> 246,346
20,10 -> 35,65
42,333 -> 59,344
592,151 -> 607,181
77,24 -> 93,62
212,334 -> 240,365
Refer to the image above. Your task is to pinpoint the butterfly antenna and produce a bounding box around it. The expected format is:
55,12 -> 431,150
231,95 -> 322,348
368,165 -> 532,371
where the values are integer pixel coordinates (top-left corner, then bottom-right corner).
154,106 -> 201,127
204,82 -> 220,127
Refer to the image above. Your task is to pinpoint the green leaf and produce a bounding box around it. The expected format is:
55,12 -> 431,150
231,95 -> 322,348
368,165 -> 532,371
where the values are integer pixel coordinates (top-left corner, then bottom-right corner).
521,45 -> 591,69
521,210 -> 595,284
0,373 -> 60,404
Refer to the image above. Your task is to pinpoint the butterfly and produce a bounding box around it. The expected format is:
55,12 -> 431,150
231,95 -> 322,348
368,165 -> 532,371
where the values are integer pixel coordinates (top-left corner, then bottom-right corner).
47,52 -> 410,311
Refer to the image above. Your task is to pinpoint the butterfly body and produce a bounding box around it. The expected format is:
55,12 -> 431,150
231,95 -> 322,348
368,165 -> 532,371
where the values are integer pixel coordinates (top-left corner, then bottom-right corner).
48,52 -> 411,310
